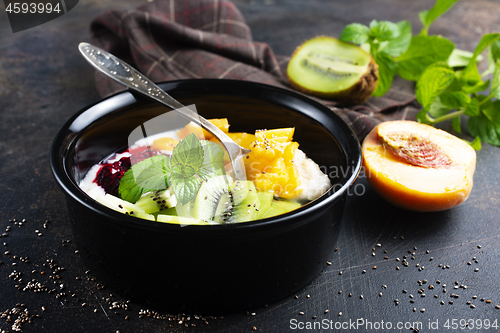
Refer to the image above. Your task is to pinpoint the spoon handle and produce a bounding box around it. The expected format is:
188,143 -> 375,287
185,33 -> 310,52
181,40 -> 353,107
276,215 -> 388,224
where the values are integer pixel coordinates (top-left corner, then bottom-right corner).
78,42 -> 250,179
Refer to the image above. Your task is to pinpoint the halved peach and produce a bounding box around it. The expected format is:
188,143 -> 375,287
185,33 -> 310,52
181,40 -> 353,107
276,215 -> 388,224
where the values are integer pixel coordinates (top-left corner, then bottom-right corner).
362,121 -> 476,212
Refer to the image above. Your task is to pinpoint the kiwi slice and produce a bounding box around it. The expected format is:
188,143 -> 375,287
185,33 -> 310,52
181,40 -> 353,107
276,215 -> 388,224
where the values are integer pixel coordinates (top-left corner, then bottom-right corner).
156,214 -> 209,225
135,189 -> 177,214
255,191 -> 274,220
97,193 -> 155,221
192,175 -> 233,221
287,36 -> 378,105
213,181 -> 261,223
262,199 -> 301,219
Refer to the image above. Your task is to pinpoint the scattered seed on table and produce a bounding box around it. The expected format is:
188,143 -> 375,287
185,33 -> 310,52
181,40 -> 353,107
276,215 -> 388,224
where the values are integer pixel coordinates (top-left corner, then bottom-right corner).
339,271 -> 342,275
372,266 -> 377,269
486,300 -> 492,304
362,270 -> 366,274
348,293 -> 352,297
474,268 -> 479,272
470,305 -> 476,309
495,305 -> 500,309
379,292 -> 382,297
299,312 -> 304,315
252,326 -> 257,331
338,312 -> 342,316
449,301 -> 453,305
473,296 -> 477,299
338,290 -> 342,294
413,308 -> 416,312
440,301 -> 445,305
324,309 -> 329,313
420,309 -> 425,313
396,267 -> 400,270
360,295 -> 363,299
477,245 -> 482,249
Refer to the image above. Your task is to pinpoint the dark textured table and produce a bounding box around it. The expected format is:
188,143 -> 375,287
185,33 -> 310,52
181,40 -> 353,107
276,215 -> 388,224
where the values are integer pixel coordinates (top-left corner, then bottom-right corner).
1,1 -> 500,332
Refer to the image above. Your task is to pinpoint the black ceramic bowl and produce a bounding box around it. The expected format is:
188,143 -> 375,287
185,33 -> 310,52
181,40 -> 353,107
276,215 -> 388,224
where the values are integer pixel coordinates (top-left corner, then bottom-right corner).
51,79 -> 361,313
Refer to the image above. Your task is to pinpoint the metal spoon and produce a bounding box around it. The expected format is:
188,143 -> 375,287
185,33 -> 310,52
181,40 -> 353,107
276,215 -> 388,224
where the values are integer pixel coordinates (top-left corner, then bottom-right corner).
78,42 -> 250,180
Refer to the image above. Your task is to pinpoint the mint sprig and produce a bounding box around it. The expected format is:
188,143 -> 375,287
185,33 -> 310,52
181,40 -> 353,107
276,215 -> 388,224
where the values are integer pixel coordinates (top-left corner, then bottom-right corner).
416,34 -> 500,148
119,155 -> 170,203
118,133 -> 226,205
339,0 -> 500,149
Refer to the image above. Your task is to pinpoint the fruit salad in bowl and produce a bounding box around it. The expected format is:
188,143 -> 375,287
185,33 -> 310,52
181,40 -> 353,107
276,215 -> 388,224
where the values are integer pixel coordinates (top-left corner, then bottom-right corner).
79,117 -> 331,225
51,79 -> 361,312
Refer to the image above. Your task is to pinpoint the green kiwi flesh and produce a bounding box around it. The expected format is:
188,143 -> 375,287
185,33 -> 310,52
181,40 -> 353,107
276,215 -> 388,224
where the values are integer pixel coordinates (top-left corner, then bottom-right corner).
192,175 -> 232,221
213,180 -> 261,223
97,193 -> 155,221
135,189 -> 177,214
262,199 -> 301,219
287,36 -> 378,105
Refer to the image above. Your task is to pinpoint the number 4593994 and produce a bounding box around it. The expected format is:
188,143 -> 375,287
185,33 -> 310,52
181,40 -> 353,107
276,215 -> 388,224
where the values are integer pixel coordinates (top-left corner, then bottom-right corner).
444,319 -> 498,330
6,2 -> 61,14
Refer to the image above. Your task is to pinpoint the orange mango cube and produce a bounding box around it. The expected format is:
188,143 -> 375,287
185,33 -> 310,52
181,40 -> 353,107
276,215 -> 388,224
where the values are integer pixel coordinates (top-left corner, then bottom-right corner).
152,137 -> 179,151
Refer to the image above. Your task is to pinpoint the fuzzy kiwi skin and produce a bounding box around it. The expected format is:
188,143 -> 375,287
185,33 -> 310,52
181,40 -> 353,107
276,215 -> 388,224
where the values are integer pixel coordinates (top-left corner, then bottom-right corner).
286,37 -> 379,106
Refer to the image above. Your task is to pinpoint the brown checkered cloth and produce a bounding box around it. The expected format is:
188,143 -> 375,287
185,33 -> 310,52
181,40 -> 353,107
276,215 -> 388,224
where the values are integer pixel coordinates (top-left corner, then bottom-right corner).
89,0 -> 421,140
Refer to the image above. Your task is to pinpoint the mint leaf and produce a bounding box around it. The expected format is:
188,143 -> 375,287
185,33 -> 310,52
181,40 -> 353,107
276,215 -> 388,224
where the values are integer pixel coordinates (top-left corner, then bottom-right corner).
483,40 -> 500,77
135,155 -> 170,191
372,51 -> 396,97
369,20 -> 400,42
447,48 -> 482,68
171,174 -> 201,206
383,20 -> 412,57
467,100 -> 500,146
396,35 -> 455,81
198,141 -> 225,181
469,137 -> 482,151
440,91 -> 471,109
419,0 -> 458,36
468,112 -> 500,146
119,155 -> 169,203
339,23 -> 371,45
452,116 -> 462,134
490,59 -> 500,99
428,96 -> 451,118
416,62 -> 455,110
464,98 -> 480,117
460,33 -> 500,88
171,133 -> 204,171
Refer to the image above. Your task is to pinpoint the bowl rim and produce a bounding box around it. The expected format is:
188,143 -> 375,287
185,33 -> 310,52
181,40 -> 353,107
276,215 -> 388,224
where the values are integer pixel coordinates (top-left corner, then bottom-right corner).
51,79 -> 362,234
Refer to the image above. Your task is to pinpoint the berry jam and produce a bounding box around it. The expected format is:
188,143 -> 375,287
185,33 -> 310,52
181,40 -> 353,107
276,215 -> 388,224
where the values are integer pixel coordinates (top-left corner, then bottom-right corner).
94,146 -> 162,196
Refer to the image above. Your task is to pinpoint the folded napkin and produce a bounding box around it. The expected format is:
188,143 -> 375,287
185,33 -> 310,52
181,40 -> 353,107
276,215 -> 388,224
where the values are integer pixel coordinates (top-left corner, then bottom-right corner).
90,0 -> 420,139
